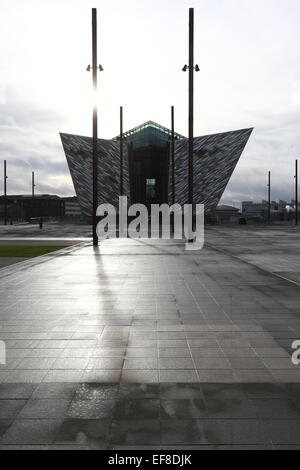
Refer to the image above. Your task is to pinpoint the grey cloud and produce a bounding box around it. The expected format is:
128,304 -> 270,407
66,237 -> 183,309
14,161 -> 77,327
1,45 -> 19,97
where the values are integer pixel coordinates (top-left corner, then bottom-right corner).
0,91 -> 73,196
221,107 -> 300,206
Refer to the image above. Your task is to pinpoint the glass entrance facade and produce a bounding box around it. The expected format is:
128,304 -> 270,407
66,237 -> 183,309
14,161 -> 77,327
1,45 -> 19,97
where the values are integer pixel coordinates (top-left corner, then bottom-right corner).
113,121 -> 185,205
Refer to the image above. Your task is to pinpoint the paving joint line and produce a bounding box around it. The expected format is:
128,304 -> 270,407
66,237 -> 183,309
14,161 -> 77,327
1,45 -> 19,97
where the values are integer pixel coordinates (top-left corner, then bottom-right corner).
206,242 -> 300,290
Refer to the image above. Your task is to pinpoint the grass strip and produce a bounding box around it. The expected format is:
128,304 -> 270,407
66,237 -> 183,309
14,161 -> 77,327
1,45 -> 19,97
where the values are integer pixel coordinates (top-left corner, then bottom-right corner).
0,245 -> 68,258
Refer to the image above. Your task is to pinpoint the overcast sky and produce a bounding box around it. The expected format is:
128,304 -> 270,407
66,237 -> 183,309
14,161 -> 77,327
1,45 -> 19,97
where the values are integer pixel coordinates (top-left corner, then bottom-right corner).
1,0 -> 300,207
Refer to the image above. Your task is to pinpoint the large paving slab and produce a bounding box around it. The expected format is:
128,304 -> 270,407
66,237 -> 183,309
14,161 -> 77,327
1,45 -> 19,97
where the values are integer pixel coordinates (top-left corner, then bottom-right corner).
206,225 -> 300,284
0,233 -> 300,449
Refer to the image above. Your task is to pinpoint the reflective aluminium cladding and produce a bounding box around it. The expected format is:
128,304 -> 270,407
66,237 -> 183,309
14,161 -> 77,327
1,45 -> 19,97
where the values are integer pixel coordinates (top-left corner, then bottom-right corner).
170,128 -> 253,213
112,120 -> 185,149
60,133 -> 130,216
60,121 -> 253,216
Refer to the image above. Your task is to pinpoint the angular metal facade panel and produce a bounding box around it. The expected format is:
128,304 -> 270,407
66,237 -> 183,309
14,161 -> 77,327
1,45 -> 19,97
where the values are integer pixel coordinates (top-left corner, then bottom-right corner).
60,133 -> 130,216
61,127 -> 252,217
169,128 -> 253,213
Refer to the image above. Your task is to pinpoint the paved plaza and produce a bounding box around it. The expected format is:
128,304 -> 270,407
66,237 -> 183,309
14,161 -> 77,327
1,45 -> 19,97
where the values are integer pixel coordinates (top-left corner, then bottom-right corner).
0,226 -> 300,449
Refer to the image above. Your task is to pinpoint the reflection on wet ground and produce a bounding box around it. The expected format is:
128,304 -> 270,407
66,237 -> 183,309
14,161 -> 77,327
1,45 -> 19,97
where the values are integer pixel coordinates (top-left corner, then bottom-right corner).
0,228 -> 300,448
0,382 -> 300,449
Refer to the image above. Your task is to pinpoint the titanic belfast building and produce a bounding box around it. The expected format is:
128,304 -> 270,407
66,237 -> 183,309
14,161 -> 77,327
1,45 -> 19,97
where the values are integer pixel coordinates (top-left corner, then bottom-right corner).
60,121 -> 253,216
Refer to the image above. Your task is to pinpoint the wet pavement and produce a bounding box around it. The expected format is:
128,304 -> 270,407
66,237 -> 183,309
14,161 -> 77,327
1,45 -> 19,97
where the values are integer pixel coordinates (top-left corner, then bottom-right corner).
0,381 -> 300,449
0,229 -> 300,449
206,224 -> 300,285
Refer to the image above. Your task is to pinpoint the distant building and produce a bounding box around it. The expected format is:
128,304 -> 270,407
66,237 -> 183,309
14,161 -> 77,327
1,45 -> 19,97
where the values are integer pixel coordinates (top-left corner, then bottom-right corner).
61,196 -> 83,217
0,194 -> 65,221
243,201 -> 268,218
214,205 -> 240,217
242,200 -> 295,222
210,205 -> 240,223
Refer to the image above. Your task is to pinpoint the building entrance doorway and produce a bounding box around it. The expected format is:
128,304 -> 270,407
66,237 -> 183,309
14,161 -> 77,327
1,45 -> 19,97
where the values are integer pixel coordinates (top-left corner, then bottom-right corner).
146,178 -> 157,204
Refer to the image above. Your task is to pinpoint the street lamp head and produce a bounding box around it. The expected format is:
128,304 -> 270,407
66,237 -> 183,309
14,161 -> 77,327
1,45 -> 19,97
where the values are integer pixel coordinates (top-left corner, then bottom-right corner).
195,64 -> 200,72
182,65 -> 188,72
87,64 -> 103,72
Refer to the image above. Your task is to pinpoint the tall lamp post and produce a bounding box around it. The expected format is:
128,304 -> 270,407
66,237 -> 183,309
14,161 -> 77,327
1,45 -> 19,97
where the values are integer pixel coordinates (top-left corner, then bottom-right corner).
267,171 -> 271,225
120,106 -> 123,196
171,106 -> 175,205
4,160 -> 7,225
86,8 -> 104,246
182,8 -> 200,237
32,171 -> 35,219
295,159 -> 298,226
32,171 -> 35,199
